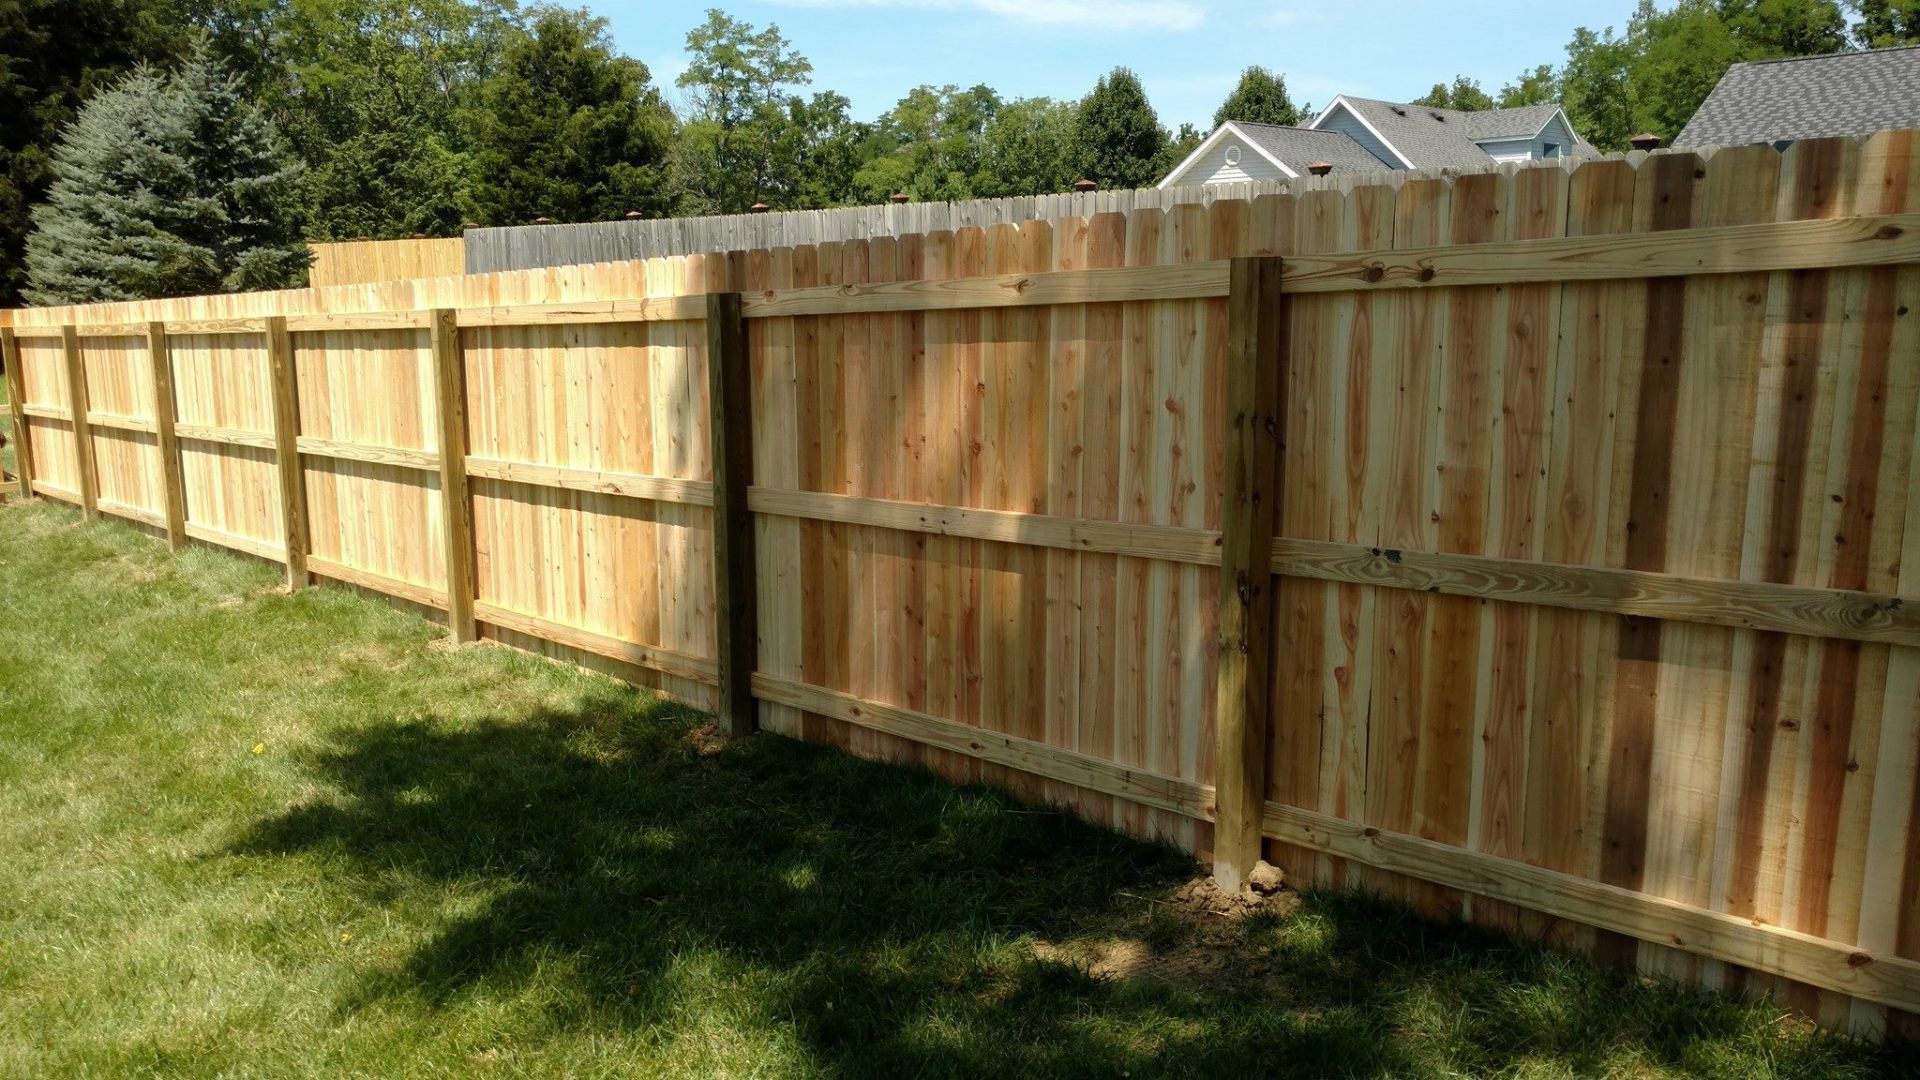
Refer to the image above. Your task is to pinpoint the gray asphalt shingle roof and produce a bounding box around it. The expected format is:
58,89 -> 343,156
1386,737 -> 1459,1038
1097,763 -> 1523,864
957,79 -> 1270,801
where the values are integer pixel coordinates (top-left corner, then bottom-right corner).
1231,122 -> 1395,174
1675,46 -> 1920,148
1327,97 -> 1571,168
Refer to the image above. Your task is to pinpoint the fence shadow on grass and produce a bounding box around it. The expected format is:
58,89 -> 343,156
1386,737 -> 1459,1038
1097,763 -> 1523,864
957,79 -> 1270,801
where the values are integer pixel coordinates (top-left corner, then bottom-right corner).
226,688 -> 1893,1078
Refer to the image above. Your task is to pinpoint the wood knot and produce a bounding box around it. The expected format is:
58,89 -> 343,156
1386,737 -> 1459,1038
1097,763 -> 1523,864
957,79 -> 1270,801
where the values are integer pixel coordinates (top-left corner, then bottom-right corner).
1416,266 -> 1437,283
1875,225 -> 1904,241
1847,951 -> 1874,969
1362,264 -> 1385,283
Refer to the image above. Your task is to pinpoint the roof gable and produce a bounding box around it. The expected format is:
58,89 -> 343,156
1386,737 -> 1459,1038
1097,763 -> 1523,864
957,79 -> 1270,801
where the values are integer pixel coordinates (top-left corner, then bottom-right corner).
1157,120 -> 1393,188
1310,96 -> 1589,169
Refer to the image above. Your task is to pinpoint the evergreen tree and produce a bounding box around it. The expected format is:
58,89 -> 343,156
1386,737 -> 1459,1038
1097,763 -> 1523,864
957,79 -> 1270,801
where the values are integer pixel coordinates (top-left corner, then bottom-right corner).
0,0 -> 192,304
1212,67 -> 1302,127
1068,67 -> 1167,190
302,121 -> 470,240
24,44 -> 306,304
468,7 -> 676,225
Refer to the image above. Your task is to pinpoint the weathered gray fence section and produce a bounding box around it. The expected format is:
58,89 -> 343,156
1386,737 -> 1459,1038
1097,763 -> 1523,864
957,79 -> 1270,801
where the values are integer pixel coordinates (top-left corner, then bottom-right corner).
465,177 -> 1323,273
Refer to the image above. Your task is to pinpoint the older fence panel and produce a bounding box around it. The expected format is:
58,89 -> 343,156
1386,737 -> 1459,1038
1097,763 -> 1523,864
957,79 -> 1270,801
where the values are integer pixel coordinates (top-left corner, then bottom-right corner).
6,135 -> 1920,1036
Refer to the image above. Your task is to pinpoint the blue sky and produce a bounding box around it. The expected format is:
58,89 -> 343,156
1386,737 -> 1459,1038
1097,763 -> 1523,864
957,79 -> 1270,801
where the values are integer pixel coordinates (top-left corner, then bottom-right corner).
588,0 -> 1636,131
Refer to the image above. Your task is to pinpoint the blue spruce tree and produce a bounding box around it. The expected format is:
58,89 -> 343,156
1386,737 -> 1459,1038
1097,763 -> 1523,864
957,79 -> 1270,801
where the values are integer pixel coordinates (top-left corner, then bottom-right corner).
25,44 -> 307,304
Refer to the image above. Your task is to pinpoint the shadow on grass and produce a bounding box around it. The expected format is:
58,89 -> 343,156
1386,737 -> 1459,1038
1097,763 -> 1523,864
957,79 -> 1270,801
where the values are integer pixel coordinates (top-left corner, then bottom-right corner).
228,687 -> 1902,1077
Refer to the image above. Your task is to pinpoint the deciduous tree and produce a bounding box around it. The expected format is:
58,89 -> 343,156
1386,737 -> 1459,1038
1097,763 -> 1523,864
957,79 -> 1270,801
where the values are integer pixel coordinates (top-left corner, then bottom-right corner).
673,8 -> 814,213
1413,75 -> 1495,111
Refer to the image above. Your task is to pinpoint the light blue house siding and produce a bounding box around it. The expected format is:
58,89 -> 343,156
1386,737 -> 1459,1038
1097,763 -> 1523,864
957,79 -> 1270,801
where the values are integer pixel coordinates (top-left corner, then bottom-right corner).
1528,113 -> 1580,158
1309,105 -> 1405,168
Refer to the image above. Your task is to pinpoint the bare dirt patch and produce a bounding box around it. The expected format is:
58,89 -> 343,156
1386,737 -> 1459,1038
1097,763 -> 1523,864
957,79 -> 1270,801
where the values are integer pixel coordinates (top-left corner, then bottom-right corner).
1031,861 -> 1303,988
1166,870 -> 1302,923
682,722 -> 729,757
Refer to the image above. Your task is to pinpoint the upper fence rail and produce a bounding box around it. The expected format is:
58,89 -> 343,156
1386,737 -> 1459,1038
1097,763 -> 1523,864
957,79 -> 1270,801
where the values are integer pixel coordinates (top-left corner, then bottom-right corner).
9,208 -> 1918,339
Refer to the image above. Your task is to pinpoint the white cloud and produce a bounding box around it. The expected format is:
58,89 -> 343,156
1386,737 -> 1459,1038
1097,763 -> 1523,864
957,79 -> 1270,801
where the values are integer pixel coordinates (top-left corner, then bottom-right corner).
765,0 -> 1205,33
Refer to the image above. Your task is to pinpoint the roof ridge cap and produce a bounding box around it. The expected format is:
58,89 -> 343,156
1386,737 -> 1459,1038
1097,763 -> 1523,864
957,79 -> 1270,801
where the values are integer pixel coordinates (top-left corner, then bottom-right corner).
1733,43 -> 1920,68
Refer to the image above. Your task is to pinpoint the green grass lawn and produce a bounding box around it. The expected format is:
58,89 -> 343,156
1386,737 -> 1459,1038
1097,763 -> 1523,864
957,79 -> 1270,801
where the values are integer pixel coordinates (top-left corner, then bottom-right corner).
0,499 -> 1911,1078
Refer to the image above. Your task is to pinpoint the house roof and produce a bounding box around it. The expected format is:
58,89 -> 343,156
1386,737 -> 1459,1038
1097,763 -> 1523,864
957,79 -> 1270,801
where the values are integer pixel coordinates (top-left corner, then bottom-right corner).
1232,122 -> 1396,174
1312,96 -> 1580,168
1675,46 -> 1920,148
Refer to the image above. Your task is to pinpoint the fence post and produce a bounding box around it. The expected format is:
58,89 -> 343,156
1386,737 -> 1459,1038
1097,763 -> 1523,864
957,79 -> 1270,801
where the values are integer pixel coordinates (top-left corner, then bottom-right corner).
265,315 -> 308,589
147,321 -> 187,551
2,328 -> 34,499
61,325 -> 99,519
1212,256 -> 1287,895
430,308 -> 476,642
705,289 -> 758,736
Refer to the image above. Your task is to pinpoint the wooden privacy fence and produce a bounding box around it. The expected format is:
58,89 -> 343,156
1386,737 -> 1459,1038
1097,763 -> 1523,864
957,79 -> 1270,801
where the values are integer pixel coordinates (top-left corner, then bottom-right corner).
6,133 -> 1920,1036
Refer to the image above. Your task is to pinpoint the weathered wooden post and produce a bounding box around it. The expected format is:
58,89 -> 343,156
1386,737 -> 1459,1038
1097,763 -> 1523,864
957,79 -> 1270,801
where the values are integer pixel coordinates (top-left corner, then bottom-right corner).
1211,256 -> 1287,894
705,288 -> 758,736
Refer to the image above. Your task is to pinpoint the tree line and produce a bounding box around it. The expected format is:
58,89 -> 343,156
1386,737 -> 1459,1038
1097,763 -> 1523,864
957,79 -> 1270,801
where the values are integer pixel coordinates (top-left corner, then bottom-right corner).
6,0 -> 1915,305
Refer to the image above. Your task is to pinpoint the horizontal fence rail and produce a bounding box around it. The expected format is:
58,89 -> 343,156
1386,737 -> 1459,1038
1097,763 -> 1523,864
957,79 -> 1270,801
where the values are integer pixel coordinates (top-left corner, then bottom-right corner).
6,136 -> 1920,1036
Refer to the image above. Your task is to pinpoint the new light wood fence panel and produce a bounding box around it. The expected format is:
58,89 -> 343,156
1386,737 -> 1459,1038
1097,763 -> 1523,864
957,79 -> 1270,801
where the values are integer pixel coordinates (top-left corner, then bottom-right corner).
296,328 -> 444,600
463,253 -> 717,708
16,335 -> 78,498
7,133 -> 1920,1037
308,238 -> 465,288
78,335 -> 163,524
170,332 -> 284,553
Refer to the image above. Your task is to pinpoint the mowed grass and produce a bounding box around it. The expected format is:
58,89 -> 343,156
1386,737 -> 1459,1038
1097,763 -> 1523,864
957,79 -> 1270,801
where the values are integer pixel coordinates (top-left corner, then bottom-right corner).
0,500 -> 1912,1078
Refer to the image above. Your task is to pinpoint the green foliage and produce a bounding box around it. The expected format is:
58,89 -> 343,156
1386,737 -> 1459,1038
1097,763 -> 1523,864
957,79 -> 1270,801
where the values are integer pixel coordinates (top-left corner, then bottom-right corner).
1068,67 -> 1167,191
466,6 -> 676,226
673,8 -> 814,213
1850,0 -> 1920,44
24,44 -> 307,304
300,121 -> 469,241
1560,25 -> 1637,148
1499,64 -> 1562,107
1413,75 -> 1495,111
854,84 -> 1002,203
975,98 -> 1078,199
201,0 -> 517,239
1558,0 -> 1854,150
1212,67 -> 1302,127
0,0 -> 191,305
781,92 -> 883,209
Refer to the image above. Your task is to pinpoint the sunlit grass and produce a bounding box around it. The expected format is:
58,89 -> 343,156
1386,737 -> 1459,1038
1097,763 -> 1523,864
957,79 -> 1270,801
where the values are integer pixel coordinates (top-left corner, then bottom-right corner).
0,498 -> 1909,1077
